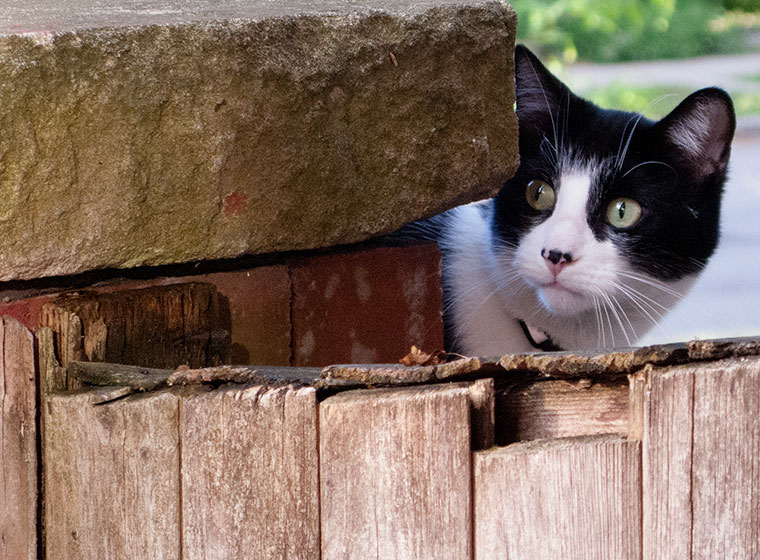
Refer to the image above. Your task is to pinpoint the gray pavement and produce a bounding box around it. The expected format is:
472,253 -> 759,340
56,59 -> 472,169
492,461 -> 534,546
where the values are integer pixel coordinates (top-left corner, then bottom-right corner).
563,54 -> 760,344
565,52 -> 760,93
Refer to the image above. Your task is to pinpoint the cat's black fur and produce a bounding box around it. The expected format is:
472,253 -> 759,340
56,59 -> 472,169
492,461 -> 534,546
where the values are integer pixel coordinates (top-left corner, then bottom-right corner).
397,45 -> 735,355
504,45 -> 734,282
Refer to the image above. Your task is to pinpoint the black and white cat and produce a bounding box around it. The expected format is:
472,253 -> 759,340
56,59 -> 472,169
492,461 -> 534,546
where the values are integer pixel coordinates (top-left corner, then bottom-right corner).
404,45 -> 735,355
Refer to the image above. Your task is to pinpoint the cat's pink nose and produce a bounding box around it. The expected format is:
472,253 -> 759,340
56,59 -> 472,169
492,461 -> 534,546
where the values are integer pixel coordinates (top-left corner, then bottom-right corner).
542,248 -> 573,276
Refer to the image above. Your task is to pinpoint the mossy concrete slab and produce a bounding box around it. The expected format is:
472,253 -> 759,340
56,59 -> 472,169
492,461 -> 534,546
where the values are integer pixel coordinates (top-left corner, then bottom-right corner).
0,0 -> 518,280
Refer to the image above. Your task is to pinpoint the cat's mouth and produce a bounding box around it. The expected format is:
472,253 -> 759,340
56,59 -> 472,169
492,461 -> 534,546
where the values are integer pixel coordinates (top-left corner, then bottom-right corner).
536,280 -> 592,315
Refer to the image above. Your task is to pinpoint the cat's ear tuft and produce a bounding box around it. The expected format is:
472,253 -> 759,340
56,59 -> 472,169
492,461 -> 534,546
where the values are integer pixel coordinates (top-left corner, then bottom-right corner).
514,45 -> 570,121
658,88 -> 735,177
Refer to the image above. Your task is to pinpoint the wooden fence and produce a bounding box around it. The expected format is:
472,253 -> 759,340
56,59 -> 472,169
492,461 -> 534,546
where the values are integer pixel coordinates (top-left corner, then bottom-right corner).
2,308 -> 760,559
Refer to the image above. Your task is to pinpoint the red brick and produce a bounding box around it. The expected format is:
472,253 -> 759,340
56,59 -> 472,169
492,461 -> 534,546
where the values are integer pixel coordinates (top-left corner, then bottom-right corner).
0,295 -> 53,332
163,267 -> 292,366
0,265 -> 292,367
290,244 -> 443,367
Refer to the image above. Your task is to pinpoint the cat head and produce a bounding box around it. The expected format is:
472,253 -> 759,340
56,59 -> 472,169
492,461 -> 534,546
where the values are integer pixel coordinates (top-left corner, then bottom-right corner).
492,46 -> 735,324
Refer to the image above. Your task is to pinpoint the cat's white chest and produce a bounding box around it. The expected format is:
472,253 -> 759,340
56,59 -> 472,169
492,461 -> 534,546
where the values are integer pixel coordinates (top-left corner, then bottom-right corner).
440,199 -> 693,355
442,203 -> 539,355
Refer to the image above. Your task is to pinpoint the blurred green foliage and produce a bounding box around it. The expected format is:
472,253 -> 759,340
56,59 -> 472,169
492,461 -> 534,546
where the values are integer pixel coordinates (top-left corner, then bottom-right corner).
511,0 -> 749,62
723,0 -> 760,10
583,83 -> 760,118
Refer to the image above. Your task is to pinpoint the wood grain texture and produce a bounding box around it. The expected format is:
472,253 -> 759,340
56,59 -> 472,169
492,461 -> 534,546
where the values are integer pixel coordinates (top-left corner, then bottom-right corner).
470,377 -> 495,450
44,391 -> 180,560
691,357 -> 760,558
0,317 -> 37,560
40,283 -> 230,369
642,357 -> 760,560
496,378 -> 629,444
320,384 -> 472,560
37,327 -> 67,395
39,306 -> 84,391
181,384 -> 319,559
474,435 -> 642,560
641,363 -> 694,560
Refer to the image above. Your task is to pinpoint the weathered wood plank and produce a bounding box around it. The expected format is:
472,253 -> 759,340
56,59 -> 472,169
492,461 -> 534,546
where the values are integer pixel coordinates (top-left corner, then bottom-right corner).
39,307 -> 84,391
68,360 -> 172,391
320,384 -> 472,560
44,391 -> 180,560
180,384 -> 319,559
640,363 -> 694,560
0,317 -> 37,560
474,435 -> 642,560
497,378 -> 629,444
641,357 -> 760,559
37,327 -> 67,394
692,358 -> 760,558
40,283 -> 230,369
470,377 -> 495,450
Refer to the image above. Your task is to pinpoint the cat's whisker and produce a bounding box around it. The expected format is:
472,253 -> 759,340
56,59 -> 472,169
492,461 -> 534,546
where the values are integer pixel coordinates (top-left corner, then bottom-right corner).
613,282 -> 673,342
610,292 -> 638,344
601,290 -> 634,346
639,93 -> 678,117
615,114 -> 644,173
605,278 -> 667,330
592,295 -> 605,348
621,271 -> 731,330
615,271 -> 687,300
621,160 -> 676,179
688,257 -> 708,271
618,287 -> 668,322
614,280 -> 672,313
593,288 -> 616,348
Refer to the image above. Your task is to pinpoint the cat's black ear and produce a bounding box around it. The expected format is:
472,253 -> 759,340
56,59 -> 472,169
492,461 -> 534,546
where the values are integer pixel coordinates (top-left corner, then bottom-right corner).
514,45 -> 573,128
656,88 -> 735,177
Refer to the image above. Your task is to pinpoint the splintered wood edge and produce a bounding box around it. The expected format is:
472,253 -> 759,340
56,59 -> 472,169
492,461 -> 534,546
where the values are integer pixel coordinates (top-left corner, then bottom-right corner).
475,433 -> 634,459
57,334 -> 760,394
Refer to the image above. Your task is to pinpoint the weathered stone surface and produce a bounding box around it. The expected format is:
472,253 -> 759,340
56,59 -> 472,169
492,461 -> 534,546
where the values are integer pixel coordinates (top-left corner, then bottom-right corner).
0,0 -> 518,281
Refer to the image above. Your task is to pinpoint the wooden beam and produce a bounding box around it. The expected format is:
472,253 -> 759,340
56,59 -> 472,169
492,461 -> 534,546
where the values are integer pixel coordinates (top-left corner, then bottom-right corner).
180,384 -> 319,559
0,317 -> 37,560
496,378 -> 629,444
40,283 -> 229,369
320,383 -> 473,559
44,391 -> 180,559
640,357 -> 760,559
474,434 -> 642,560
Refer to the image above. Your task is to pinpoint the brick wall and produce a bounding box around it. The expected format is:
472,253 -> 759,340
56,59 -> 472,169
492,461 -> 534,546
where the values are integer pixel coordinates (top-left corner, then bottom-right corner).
0,242 -> 443,368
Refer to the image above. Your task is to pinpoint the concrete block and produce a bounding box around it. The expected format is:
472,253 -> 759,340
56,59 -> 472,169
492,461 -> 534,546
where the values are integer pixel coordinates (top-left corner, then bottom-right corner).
0,0 -> 517,281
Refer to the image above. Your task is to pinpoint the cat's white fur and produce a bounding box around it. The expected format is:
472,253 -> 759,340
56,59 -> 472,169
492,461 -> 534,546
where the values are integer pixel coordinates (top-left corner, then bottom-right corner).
442,165 -> 697,356
667,105 -> 712,158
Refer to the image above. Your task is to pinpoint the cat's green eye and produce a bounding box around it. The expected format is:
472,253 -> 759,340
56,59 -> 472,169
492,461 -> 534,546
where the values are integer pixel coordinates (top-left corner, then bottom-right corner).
606,197 -> 642,228
526,180 -> 555,211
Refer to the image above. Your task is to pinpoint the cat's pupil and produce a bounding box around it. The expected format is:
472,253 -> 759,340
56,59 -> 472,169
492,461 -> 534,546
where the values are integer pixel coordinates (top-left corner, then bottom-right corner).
617,201 -> 626,219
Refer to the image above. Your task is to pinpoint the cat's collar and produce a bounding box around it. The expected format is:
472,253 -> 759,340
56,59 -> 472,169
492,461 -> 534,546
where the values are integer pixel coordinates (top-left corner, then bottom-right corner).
517,320 -> 563,352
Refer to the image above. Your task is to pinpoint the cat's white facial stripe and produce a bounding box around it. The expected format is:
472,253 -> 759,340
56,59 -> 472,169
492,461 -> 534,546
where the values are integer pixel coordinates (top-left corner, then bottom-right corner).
540,169 -> 593,258
514,164 -> 622,315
